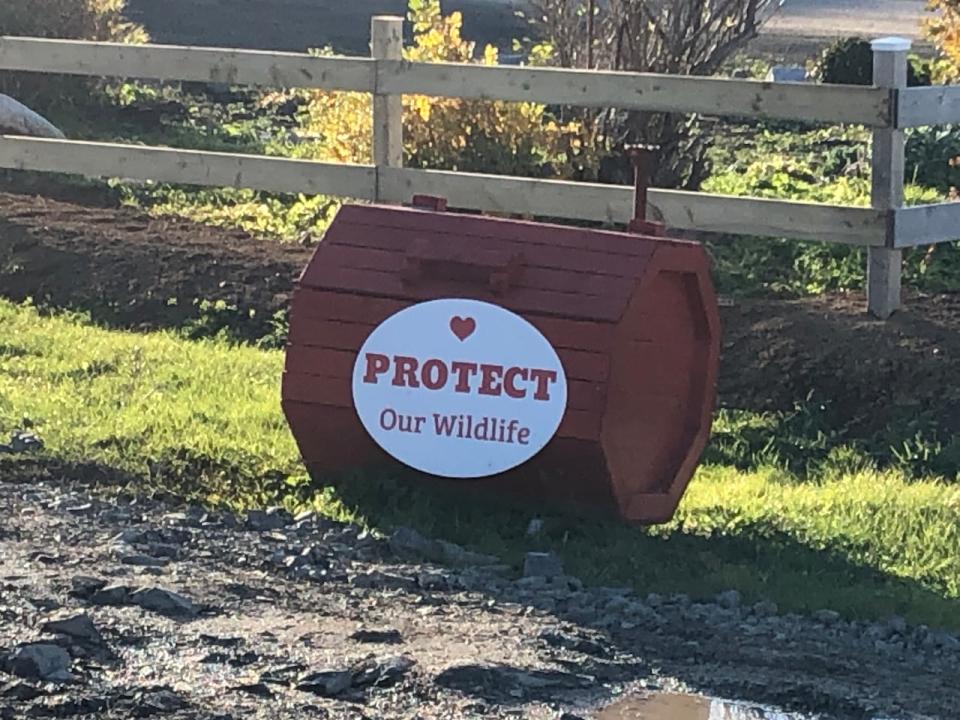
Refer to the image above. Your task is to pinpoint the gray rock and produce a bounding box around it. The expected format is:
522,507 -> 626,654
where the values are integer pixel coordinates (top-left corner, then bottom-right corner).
89,584 -> 133,607
0,430 -> 44,454
389,527 -> 498,566
69,576 -> 106,599
645,593 -> 664,608
350,571 -> 416,591
523,552 -> 563,579
351,654 -> 415,688
6,643 -> 71,681
603,596 -> 631,614
814,609 -> 841,626
129,587 -> 198,618
716,590 -> 741,609
349,628 -> 403,645
41,613 -> 103,645
246,507 -> 292,531
120,553 -> 169,568
752,600 -> 779,617
296,669 -> 354,697
234,682 -> 274,698
0,681 -> 43,700
417,571 -> 451,591
888,615 -> 908,635
515,575 -> 549,591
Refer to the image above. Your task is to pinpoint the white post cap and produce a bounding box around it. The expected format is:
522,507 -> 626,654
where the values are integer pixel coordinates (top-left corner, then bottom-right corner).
871,37 -> 912,53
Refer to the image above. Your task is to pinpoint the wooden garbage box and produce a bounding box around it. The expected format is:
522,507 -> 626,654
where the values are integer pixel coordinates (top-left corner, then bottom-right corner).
281,199 -> 720,525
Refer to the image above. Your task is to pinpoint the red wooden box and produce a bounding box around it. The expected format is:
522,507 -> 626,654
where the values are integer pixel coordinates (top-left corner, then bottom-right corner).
281,201 -> 720,524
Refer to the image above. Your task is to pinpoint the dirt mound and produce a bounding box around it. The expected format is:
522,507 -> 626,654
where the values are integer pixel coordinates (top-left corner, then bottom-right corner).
2,190 -> 959,451
0,192 -> 312,342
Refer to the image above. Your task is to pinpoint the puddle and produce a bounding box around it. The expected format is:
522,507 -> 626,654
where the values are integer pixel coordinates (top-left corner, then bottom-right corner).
595,692 -> 809,719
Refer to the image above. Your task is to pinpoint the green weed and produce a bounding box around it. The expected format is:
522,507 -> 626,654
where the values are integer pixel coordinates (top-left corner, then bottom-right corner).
1,300 -> 957,629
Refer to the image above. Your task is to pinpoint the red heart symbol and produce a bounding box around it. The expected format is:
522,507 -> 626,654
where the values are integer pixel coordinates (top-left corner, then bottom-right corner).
450,316 -> 476,341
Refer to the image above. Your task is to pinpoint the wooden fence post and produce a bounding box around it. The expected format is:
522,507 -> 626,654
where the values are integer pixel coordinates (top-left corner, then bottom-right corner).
868,37 -> 910,319
372,16 -> 403,202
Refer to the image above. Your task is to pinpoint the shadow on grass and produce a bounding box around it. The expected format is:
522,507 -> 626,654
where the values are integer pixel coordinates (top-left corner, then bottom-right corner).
322,469 -> 960,632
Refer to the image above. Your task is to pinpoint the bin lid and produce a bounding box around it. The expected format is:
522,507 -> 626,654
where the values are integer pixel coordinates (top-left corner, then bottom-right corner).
298,204 -> 664,323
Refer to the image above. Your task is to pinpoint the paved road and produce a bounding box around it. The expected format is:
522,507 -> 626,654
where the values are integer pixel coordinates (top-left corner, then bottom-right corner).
124,0 -> 929,54
765,0 -> 927,40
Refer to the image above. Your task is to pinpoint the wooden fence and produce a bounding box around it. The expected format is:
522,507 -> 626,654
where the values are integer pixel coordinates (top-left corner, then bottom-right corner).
0,25 -> 956,317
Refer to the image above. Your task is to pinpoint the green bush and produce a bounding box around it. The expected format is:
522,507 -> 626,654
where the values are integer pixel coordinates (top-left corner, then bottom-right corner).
818,37 -> 930,87
0,0 -> 147,111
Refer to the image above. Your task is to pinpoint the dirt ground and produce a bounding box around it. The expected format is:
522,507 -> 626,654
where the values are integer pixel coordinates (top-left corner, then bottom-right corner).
2,189 -> 959,446
1,475 -> 958,719
123,0 -> 533,55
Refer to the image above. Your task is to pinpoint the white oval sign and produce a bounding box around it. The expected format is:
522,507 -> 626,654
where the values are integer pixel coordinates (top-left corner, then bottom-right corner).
352,299 -> 568,478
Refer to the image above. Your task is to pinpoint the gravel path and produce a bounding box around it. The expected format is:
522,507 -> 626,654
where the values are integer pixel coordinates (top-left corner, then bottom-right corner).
1,474 -> 958,719
764,0 -> 927,40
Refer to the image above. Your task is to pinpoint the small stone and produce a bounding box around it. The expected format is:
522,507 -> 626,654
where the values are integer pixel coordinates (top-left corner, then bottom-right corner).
523,552 -> 563,579
6,643 -> 71,681
814,609 -> 841,626
515,575 -> 548,591
296,669 -> 353,697
417,571 -> 450,590
41,613 -> 103,645
716,590 -> 741,609
390,527 -> 498,566
246,507 -> 292,531
888,615 -> 908,635
603,596 -> 630,614
350,571 -> 416,591
69,576 -> 106,599
120,553 -> 169,568
132,687 -> 187,714
349,628 -> 403,645
234,682 -> 274,698
645,593 -> 664,608
0,681 -> 43,700
351,655 -> 415,688
752,600 -> 779,617
147,543 -> 181,559
88,584 -> 133,607
129,587 -> 198,618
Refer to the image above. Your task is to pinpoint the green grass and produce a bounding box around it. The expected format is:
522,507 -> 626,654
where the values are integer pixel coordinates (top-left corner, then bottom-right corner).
1,299 -> 958,630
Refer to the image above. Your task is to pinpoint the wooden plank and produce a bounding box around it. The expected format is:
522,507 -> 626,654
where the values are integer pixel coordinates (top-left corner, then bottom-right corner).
893,204 -> 960,247
379,167 -> 889,246
377,60 -> 893,126
0,37 -> 375,91
372,17 -> 404,202
297,264 -> 627,321
290,289 -> 615,353
285,346 -> 357,377
0,136 -> 376,199
323,222 -> 654,277
867,39 -> 909,320
291,289 -> 407,325
332,203 -> 659,257
309,242 -> 638,297
897,86 -> 960,128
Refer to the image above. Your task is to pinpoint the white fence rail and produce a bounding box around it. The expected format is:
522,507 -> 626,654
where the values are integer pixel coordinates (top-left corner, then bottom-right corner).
0,26 -> 957,316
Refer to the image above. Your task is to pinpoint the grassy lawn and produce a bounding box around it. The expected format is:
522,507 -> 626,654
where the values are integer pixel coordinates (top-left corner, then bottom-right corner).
2,299 -> 958,631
